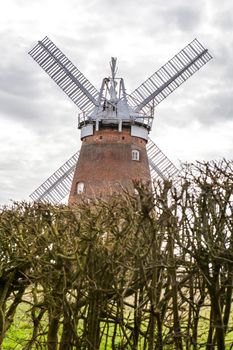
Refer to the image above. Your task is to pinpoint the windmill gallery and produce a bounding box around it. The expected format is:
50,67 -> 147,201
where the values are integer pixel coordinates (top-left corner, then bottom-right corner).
29,37 -> 212,204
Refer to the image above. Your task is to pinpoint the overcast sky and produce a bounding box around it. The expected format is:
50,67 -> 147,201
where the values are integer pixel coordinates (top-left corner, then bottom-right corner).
0,0 -> 232,205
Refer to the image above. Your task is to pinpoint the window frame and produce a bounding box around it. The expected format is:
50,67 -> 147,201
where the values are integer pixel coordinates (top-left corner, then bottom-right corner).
76,182 -> 85,194
132,149 -> 140,161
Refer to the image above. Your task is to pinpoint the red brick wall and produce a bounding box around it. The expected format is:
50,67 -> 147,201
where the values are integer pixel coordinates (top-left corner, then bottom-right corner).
69,127 -> 151,204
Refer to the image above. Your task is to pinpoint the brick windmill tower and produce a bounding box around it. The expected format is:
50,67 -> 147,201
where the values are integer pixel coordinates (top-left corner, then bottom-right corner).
69,57 -> 152,203
29,37 -> 212,204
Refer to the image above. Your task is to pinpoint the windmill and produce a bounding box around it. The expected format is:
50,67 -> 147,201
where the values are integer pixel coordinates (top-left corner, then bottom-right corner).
28,37 -> 212,204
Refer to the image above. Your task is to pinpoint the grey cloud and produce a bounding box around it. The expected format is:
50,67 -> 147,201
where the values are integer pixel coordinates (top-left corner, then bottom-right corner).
195,92 -> 233,124
212,1 -> 233,31
210,43 -> 233,85
0,65 -> 43,99
0,87 -> 76,133
155,85 -> 233,131
171,5 -> 203,31
142,1 -> 205,37
73,0 -> 157,35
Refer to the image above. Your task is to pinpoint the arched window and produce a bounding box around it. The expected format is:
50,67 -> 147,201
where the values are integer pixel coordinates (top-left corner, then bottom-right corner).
76,182 -> 85,194
132,149 -> 140,161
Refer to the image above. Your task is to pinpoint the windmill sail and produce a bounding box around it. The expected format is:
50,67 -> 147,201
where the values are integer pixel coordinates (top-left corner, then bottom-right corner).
30,140 -> 179,204
128,39 -> 212,114
29,37 -> 99,112
30,151 -> 79,204
147,138 -> 179,182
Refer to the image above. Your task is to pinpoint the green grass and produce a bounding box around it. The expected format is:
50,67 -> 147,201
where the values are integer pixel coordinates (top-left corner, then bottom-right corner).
3,303 -> 32,349
3,303 -> 233,349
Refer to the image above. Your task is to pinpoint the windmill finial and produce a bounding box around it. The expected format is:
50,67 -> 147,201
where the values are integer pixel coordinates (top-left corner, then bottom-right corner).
110,57 -> 117,79
109,57 -> 118,101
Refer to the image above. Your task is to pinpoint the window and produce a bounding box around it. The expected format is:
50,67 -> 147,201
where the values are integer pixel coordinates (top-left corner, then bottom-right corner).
76,182 -> 85,194
132,149 -> 140,161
